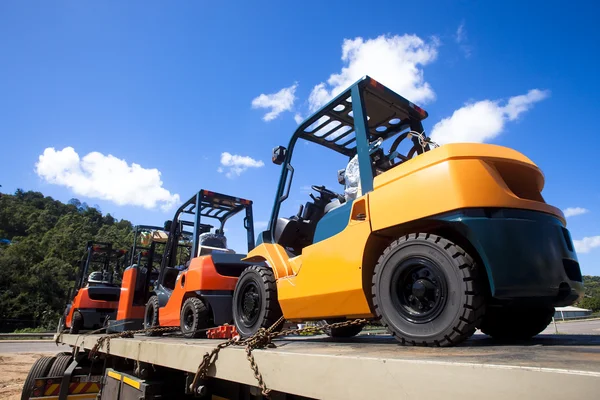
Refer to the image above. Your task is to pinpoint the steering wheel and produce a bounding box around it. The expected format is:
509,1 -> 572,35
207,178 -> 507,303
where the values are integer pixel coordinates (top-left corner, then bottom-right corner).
311,185 -> 344,202
387,132 -> 428,163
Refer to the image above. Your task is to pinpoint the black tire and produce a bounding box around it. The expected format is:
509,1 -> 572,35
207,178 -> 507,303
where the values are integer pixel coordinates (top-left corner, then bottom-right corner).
232,265 -> 283,338
480,306 -> 554,341
70,311 -> 83,334
47,355 -> 72,377
180,297 -> 211,338
319,320 -> 364,338
143,295 -> 163,336
372,233 -> 485,347
21,356 -> 56,400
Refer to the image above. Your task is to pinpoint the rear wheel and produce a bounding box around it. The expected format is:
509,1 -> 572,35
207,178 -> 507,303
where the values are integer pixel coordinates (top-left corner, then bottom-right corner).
144,295 -> 162,336
70,311 -> 83,334
47,354 -> 72,377
480,306 -> 554,341
21,356 -> 56,400
180,297 -> 211,338
233,265 -> 283,338
372,233 -> 485,347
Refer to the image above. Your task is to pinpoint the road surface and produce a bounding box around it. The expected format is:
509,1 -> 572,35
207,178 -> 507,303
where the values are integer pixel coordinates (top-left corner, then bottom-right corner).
541,318 -> 600,335
0,340 -> 69,353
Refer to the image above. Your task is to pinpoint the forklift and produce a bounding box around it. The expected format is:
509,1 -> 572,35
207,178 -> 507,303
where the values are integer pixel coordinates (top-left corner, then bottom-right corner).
237,75 -> 583,346
144,189 -> 256,338
61,241 -> 127,334
106,225 -> 168,333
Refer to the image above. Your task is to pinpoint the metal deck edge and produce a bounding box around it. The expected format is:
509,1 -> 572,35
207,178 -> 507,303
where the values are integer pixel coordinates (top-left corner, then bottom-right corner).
56,334 -> 600,399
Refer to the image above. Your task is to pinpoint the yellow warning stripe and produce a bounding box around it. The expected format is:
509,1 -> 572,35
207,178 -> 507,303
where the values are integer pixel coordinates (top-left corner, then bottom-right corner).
44,383 -> 60,395
85,383 -> 100,393
107,370 -> 121,380
123,376 -> 141,389
72,382 -> 87,394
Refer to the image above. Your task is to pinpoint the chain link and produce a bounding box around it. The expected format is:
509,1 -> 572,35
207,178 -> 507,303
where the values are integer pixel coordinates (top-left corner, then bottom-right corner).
78,317 -> 368,398
191,317 -> 368,398
89,326 -> 179,359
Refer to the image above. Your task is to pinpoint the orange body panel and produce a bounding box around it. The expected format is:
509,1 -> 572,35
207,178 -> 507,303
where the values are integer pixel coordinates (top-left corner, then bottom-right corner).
115,267 -> 145,321
370,143 -> 564,231
158,255 -> 239,326
65,288 -> 118,327
276,198 -> 374,320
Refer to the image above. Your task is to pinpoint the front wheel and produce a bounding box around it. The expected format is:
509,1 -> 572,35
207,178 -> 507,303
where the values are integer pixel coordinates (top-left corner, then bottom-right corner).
232,265 -> 283,338
479,306 -> 554,341
372,233 -> 485,347
143,295 -> 163,336
69,311 -> 83,334
180,297 -> 211,338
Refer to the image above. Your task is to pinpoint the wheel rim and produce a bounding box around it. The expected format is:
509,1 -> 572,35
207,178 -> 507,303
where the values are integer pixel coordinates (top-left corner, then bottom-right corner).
390,257 -> 448,323
237,280 -> 261,327
183,306 -> 195,331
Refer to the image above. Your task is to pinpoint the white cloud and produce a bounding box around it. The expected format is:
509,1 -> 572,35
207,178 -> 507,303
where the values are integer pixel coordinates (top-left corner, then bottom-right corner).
219,152 -> 264,178
573,236 -> 600,254
251,83 -> 298,121
456,23 -> 466,44
563,207 -> 589,218
35,147 -> 180,211
455,22 -> 472,58
294,113 -> 304,124
308,34 -> 440,111
430,89 -> 550,144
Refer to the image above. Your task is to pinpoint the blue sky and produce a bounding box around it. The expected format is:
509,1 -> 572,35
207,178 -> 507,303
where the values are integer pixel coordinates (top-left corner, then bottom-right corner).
1,1 -> 599,274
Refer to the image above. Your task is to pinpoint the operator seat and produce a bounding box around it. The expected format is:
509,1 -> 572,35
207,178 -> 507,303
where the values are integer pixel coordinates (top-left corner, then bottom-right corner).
197,232 -> 234,256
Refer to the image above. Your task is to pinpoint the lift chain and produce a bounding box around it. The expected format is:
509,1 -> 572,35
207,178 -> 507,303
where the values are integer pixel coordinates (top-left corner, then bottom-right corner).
88,326 -> 179,359
191,317 -> 369,398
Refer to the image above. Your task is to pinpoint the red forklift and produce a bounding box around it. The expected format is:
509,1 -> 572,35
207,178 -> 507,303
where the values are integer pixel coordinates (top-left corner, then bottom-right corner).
106,225 -> 169,333
60,241 -> 127,334
143,189 -> 256,337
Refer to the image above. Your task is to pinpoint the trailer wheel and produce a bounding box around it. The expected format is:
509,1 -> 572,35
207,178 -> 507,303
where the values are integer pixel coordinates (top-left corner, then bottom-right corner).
47,354 -> 72,378
180,297 -> 211,338
233,265 -> 283,338
319,320 -> 364,338
480,306 -> 554,341
21,356 -> 56,400
372,233 -> 485,347
70,311 -> 83,334
144,295 -> 163,336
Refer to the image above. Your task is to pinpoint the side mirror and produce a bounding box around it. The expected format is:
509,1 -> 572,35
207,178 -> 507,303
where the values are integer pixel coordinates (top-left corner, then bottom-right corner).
272,146 -> 287,165
164,220 -> 172,231
337,169 -> 346,185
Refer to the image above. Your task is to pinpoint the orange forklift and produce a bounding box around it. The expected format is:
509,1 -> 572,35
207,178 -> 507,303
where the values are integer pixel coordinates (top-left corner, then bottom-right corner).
106,225 -> 169,333
60,241 -> 127,334
143,189 -> 256,337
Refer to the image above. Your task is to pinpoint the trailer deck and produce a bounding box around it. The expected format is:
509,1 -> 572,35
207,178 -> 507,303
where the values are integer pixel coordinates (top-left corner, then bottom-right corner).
56,332 -> 600,399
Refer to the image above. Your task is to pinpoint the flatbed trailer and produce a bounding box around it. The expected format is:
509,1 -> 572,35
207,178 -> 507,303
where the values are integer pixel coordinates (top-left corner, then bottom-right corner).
21,331 -> 600,400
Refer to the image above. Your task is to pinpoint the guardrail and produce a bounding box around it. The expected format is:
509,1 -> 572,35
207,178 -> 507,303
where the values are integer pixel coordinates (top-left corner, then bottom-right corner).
0,332 -> 54,339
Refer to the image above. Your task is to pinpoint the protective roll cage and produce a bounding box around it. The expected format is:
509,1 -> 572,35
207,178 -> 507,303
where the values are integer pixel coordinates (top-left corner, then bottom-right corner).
72,241 -> 126,296
130,225 -> 168,265
265,75 -> 433,241
158,190 -> 255,279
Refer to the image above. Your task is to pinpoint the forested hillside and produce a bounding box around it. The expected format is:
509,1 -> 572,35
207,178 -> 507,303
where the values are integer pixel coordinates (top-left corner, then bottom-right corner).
0,190 -> 134,331
580,275 -> 600,312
